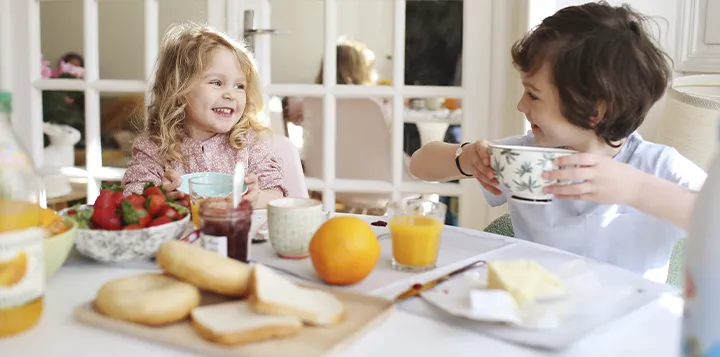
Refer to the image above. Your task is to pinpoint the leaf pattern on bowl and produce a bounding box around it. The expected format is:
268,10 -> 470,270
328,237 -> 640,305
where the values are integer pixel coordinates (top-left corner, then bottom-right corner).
512,175 -> 541,193
499,149 -> 520,164
515,161 -> 533,177
537,152 -> 556,168
491,157 -> 505,181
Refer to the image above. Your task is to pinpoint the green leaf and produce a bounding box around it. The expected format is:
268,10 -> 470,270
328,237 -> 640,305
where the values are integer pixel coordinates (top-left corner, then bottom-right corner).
167,201 -> 189,216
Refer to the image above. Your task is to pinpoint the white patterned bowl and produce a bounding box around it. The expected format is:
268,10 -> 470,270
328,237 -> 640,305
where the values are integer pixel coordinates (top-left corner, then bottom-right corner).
488,144 -> 577,204
60,206 -> 190,262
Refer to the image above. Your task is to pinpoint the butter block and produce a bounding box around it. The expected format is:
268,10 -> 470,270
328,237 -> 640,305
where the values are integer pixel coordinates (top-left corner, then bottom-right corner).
486,260 -> 565,305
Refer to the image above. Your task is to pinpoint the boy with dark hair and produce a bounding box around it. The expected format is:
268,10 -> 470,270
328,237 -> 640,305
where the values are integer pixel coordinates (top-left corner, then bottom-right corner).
409,1 -> 707,283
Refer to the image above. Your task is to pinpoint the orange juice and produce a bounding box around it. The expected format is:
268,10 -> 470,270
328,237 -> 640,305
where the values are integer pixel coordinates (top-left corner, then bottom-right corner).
389,215 -> 443,268
191,199 -> 201,228
0,200 -> 45,337
0,91 -> 46,338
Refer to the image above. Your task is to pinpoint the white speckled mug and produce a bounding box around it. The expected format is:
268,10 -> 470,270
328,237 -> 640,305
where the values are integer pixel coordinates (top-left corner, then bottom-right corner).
267,198 -> 325,259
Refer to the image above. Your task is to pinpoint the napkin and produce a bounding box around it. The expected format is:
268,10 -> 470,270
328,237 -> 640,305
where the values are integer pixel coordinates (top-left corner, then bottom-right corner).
421,259 -> 636,330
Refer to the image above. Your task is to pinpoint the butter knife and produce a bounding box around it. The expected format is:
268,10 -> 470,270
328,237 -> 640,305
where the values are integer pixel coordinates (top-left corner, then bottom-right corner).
394,260 -> 487,302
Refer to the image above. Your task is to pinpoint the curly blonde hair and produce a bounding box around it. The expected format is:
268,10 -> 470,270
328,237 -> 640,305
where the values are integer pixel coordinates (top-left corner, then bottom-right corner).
142,22 -> 266,164
314,38 -> 377,85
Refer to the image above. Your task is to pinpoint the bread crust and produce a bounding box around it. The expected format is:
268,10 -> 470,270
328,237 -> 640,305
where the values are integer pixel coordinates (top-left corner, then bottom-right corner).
155,240 -> 252,297
94,273 -> 200,326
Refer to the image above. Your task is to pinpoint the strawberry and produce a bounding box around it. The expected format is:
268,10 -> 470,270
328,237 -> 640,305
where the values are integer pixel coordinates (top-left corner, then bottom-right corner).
111,191 -> 125,207
175,197 -> 190,208
148,216 -> 173,227
145,195 -> 167,217
94,190 -> 114,209
121,200 -> 151,227
167,201 -> 189,217
160,206 -> 183,221
127,194 -> 145,208
91,207 -> 123,231
143,186 -> 165,197
123,224 -> 143,230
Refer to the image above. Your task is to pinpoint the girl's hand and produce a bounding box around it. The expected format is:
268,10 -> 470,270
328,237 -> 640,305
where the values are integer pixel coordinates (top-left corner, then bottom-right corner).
462,140 -> 501,196
161,169 -> 184,200
243,173 -> 260,207
542,153 -> 643,205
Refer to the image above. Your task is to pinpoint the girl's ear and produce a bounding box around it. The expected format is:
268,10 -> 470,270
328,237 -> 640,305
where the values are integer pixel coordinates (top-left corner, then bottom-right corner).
590,101 -> 607,127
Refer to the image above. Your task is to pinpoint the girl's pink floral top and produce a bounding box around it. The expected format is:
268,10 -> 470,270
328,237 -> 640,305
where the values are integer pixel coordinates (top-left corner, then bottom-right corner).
122,129 -> 288,197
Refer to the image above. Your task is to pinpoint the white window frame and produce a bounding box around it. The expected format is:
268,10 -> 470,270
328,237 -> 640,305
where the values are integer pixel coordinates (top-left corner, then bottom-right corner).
243,0 -> 504,228
4,0 -> 529,230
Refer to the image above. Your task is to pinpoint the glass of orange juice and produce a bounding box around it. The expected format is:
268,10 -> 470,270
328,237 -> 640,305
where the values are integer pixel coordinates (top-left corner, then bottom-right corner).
386,198 -> 447,272
188,175 -> 234,228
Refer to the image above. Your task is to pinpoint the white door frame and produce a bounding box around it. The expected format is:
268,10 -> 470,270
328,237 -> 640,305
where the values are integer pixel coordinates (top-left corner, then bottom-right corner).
237,0 -> 528,229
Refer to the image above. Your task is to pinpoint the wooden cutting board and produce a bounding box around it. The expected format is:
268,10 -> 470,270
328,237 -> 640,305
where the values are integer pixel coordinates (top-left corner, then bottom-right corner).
74,285 -> 395,357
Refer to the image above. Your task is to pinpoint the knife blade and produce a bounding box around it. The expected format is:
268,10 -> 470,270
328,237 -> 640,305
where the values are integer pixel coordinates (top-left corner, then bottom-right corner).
394,260 -> 487,302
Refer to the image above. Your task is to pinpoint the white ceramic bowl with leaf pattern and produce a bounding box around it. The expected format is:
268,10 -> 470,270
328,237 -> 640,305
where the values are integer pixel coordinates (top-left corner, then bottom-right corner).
488,144 -> 577,204
59,205 -> 190,262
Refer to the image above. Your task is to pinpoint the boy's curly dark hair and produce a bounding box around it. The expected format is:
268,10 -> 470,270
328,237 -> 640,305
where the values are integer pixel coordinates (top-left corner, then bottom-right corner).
511,1 -> 672,147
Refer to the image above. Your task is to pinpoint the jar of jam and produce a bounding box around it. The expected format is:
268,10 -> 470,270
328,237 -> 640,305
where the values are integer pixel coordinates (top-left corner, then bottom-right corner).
198,198 -> 253,263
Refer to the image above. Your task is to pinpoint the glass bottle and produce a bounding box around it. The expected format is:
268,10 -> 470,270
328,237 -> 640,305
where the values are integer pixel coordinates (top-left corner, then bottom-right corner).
199,197 -> 253,263
0,91 -> 47,337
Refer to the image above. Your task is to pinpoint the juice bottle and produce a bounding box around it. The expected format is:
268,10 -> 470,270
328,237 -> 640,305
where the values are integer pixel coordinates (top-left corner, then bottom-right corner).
681,114 -> 720,357
0,91 -> 47,337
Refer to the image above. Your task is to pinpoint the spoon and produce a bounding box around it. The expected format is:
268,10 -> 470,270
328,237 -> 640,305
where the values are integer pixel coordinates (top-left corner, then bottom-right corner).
232,161 -> 245,208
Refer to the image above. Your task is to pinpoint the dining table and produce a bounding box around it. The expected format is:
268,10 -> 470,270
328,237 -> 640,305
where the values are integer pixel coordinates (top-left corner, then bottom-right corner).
1,213 -> 684,357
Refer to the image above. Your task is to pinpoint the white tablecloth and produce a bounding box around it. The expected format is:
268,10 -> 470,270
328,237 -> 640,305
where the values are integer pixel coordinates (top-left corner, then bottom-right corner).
1,215 -> 684,357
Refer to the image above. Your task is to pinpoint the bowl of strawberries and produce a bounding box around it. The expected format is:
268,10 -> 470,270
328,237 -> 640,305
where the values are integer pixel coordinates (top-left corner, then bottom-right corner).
61,183 -> 191,262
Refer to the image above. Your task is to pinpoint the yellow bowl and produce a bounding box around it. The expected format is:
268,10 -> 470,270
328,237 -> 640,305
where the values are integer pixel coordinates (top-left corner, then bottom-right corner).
43,219 -> 76,280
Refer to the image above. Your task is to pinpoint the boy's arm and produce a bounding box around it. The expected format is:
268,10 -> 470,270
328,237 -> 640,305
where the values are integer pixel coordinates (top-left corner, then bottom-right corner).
409,134 -> 530,182
630,172 -> 699,230
409,141 -> 473,182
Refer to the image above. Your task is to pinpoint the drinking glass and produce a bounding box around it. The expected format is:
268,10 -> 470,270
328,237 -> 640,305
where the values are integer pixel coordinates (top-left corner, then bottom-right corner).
188,174 -> 234,228
386,198 -> 447,272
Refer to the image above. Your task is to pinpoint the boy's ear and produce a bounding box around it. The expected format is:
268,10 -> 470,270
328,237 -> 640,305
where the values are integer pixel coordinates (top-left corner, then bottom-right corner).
590,101 -> 607,127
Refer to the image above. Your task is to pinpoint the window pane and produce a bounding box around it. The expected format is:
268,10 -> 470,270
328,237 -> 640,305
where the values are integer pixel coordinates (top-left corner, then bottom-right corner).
40,0 -> 84,80
99,0 -> 144,80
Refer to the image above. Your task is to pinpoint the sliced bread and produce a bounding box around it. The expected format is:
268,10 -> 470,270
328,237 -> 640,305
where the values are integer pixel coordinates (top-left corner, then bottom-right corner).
190,301 -> 302,346
248,264 -> 345,326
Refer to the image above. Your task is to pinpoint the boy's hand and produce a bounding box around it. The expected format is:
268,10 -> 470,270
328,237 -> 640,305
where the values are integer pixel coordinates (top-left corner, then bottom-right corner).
461,140 -> 501,196
243,173 -> 260,207
542,153 -> 643,205
161,169 -> 183,199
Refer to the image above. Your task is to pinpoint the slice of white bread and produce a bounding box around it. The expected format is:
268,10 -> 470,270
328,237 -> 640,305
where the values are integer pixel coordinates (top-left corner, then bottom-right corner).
190,301 -> 302,346
248,264 -> 345,326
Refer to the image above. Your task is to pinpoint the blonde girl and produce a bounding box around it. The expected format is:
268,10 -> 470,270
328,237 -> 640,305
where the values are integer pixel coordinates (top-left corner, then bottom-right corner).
123,22 -> 287,207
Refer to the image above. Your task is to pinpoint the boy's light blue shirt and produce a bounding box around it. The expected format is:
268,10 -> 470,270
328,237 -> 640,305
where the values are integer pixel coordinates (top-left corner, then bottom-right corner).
481,131 -> 707,283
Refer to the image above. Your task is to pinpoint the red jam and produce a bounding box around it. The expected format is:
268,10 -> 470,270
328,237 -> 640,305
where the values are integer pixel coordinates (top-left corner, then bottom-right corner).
198,198 -> 253,263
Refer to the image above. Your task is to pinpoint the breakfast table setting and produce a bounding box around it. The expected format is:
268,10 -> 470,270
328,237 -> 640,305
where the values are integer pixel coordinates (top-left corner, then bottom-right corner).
1,155 -> 690,357
3,202 -> 685,357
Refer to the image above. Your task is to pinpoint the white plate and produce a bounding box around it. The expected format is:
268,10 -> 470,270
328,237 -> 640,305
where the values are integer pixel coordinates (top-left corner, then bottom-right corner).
399,248 -> 676,350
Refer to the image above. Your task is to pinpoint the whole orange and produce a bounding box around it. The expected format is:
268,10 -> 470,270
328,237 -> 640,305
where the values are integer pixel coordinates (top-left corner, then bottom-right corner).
309,216 -> 381,286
